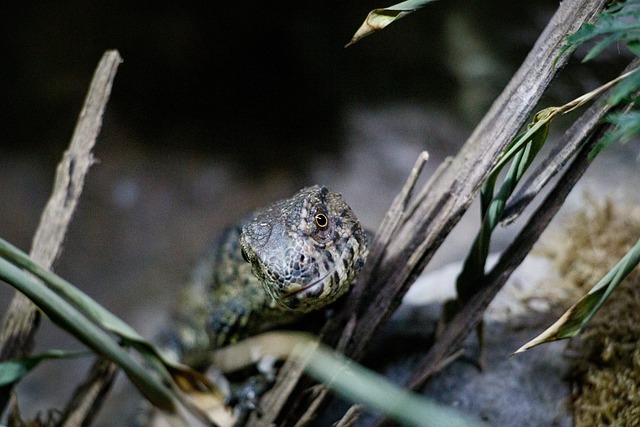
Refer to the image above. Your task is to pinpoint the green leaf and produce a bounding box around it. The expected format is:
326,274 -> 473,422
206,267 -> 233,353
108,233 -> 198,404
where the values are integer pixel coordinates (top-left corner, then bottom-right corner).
516,236 -> 640,353
559,2 -> 640,159
590,110 -> 640,161
0,239 -> 208,386
608,68 -> 640,106
456,66 -> 640,299
212,332 -> 485,427
0,238 -> 229,424
0,239 -> 141,343
0,350 -> 88,386
582,33 -> 623,62
0,256 -> 177,412
456,111 -> 552,300
346,0 -> 439,47
561,0 -> 640,62
303,342 -> 485,427
628,40 -> 640,57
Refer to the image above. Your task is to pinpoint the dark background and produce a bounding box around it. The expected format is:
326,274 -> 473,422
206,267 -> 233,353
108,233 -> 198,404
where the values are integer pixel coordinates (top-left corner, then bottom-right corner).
0,1 -> 560,173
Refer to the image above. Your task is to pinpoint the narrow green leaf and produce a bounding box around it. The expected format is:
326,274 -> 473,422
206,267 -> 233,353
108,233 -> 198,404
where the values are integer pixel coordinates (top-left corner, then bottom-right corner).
608,68 -> 640,106
346,0 -> 439,47
516,236 -> 640,353
456,113 -> 552,300
457,67 -> 640,300
213,332 -> 485,427
0,350 -> 88,386
0,257 -> 176,411
590,110 -> 640,160
628,40 -> 640,57
561,0 -> 640,62
487,110 -> 556,181
582,33 -> 621,62
0,237 -> 226,423
302,344 -> 486,427
0,239 -> 141,342
0,238 -> 206,387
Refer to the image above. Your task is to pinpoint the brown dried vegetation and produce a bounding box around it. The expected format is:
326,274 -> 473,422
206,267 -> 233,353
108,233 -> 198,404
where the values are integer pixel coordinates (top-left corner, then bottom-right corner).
543,199 -> 640,425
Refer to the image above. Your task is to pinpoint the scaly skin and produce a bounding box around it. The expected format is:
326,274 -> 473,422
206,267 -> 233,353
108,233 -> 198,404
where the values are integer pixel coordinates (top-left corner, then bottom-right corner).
160,186 -> 368,370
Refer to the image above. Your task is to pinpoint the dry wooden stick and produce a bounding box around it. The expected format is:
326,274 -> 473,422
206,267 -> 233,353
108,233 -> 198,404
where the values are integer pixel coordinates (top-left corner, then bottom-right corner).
407,83 -> 632,391
336,0 -> 607,363
366,49 -> 639,427
373,112 -> 610,427
57,358 -> 119,427
0,50 -> 122,415
501,58 -> 640,225
246,1 -> 609,425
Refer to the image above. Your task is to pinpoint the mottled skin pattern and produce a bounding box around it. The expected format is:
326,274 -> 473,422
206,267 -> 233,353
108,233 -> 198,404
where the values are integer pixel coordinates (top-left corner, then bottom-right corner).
162,186 -> 368,370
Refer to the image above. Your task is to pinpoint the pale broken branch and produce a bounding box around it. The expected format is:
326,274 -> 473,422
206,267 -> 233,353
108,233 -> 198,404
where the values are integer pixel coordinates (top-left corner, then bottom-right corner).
0,50 -> 122,415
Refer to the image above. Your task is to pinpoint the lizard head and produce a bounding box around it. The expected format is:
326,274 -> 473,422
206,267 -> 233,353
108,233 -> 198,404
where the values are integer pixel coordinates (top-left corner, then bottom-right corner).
239,185 -> 368,312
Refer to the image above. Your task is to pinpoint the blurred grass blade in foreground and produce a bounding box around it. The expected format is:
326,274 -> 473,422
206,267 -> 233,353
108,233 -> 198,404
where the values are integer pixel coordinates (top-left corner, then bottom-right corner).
0,237 -> 213,384
212,331 -> 486,427
0,255 -> 176,411
0,238 -> 234,426
346,0 -> 439,47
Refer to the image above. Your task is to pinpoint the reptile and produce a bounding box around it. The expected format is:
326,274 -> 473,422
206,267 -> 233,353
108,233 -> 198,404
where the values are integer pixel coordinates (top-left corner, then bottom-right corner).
159,185 -> 368,371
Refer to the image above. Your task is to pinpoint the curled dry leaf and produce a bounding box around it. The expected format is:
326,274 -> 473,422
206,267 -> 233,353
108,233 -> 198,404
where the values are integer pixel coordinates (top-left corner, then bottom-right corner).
345,0 -> 439,47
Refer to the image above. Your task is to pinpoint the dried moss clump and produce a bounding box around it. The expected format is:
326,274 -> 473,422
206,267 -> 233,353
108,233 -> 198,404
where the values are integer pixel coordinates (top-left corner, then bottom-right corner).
543,199 -> 640,426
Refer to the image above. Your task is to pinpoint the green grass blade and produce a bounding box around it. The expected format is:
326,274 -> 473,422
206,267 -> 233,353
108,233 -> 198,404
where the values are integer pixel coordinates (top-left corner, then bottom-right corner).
456,67 -> 637,299
562,0 -> 640,61
0,238 -> 142,341
0,237 -> 230,424
608,68 -> 640,106
583,33 -> 626,62
0,238 -> 196,378
212,332 -> 485,427
0,237 -> 226,417
589,110 -> 640,161
516,236 -> 640,353
302,344 -> 486,427
457,116 -> 551,299
0,350 -> 88,386
0,257 -> 176,411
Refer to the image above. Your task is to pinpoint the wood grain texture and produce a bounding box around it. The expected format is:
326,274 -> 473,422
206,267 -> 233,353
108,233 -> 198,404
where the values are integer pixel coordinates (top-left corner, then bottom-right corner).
0,50 -> 122,415
246,1 -> 611,425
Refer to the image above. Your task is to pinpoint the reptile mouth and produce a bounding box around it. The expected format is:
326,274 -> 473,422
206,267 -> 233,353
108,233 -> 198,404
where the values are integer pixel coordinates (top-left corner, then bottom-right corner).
282,271 -> 333,300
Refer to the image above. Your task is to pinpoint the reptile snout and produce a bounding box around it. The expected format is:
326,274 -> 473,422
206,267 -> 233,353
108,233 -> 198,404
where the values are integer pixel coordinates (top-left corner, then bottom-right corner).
240,186 -> 368,313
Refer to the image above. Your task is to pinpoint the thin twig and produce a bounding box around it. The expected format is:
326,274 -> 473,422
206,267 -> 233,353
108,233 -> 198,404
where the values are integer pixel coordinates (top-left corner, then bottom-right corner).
57,358 -> 119,427
0,50 -> 122,415
403,103 -> 615,394
349,151 -> 430,308
501,58 -> 640,225
248,1 -> 609,426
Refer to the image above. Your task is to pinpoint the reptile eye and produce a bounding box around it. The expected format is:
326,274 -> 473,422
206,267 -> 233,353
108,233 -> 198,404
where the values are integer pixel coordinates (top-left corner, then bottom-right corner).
315,212 -> 329,230
241,248 -> 250,263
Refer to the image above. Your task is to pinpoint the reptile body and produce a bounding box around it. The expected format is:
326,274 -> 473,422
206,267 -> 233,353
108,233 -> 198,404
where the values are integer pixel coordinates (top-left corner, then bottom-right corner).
162,186 -> 368,370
